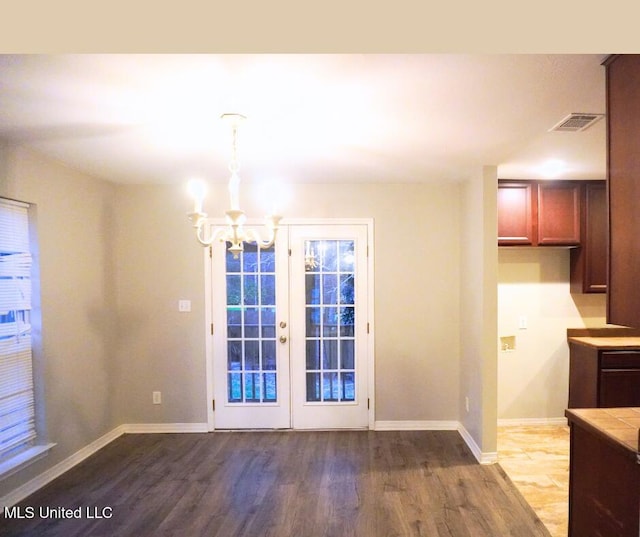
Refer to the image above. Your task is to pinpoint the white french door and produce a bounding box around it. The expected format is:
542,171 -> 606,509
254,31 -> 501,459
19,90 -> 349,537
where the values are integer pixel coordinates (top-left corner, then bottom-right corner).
288,225 -> 369,429
211,233 -> 290,429
210,222 -> 371,430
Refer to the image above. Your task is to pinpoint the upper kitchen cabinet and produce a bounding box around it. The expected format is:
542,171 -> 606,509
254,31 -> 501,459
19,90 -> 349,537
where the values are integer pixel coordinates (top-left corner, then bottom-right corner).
606,55 -> 640,327
537,181 -> 581,245
570,181 -> 607,294
498,179 -> 581,246
497,181 -> 534,245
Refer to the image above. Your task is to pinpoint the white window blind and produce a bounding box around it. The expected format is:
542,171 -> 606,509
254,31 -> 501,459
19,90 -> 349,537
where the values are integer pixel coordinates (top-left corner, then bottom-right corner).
0,198 -> 36,464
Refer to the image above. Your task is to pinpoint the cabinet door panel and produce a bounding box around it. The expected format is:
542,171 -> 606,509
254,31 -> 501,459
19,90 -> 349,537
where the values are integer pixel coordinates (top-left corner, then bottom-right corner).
582,182 -> 607,291
599,369 -> 640,407
497,182 -> 534,245
570,181 -> 607,293
537,182 -> 581,245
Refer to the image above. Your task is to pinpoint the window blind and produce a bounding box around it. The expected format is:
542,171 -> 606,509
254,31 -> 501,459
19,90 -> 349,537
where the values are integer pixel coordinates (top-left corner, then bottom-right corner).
0,198 -> 36,463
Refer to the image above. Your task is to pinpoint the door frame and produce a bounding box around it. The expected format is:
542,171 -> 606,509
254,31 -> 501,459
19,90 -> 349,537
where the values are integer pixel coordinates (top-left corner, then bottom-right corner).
204,218 -> 375,431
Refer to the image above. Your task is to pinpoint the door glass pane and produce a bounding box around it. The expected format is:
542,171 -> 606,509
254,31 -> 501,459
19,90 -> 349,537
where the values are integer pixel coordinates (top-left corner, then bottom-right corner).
305,275 -> 320,304
322,274 -> 338,304
340,340 -> 355,369
228,372 -> 242,402
263,373 -> 277,402
322,340 -> 338,369
226,275 -> 241,305
306,307 -> 321,336
340,306 -> 355,337
226,242 -> 278,404
244,308 -> 259,338
261,307 -> 276,338
306,372 -> 321,401
306,340 -> 321,369
227,309 -> 242,338
304,239 -> 356,403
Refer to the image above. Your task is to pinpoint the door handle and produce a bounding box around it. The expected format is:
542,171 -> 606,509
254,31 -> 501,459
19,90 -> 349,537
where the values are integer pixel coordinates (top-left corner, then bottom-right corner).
279,335 -> 287,344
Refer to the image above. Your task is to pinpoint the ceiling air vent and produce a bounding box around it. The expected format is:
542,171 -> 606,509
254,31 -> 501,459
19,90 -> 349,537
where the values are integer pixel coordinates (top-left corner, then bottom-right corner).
549,113 -> 604,132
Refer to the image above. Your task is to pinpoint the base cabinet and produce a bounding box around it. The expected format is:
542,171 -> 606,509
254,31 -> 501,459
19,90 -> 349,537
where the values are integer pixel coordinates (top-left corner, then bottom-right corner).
566,417 -> 639,537
568,343 -> 640,408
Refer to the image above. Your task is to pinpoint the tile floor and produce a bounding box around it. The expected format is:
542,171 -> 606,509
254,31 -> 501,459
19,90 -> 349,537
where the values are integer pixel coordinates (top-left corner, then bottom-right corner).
497,424 -> 570,537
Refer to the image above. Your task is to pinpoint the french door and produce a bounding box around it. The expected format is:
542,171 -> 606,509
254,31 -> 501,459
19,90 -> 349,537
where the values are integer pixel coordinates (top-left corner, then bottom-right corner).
210,222 -> 371,430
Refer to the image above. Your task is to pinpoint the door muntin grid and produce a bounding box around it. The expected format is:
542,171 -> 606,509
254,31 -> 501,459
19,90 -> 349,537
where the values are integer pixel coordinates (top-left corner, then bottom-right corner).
304,240 -> 356,403
225,242 -> 278,404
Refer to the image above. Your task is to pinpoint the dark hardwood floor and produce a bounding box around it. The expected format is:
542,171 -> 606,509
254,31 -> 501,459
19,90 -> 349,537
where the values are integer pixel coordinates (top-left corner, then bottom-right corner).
1,430 -> 550,537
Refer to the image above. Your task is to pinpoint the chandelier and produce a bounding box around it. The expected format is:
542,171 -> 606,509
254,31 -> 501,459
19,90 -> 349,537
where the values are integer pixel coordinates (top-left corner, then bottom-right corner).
187,113 -> 282,258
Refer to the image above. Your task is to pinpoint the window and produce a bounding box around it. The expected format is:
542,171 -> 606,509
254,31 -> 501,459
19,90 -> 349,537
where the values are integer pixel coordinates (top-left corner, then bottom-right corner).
0,198 -> 50,479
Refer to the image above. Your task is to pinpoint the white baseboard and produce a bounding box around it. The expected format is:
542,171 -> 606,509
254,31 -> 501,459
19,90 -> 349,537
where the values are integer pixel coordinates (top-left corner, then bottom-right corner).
0,422 -> 209,511
457,423 -> 498,465
0,425 -> 126,512
123,422 -> 209,434
497,417 -> 568,427
374,420 -> 459,431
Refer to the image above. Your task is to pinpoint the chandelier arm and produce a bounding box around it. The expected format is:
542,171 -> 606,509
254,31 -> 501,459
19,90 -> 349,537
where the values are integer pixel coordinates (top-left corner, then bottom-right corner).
195,219 -> 232,246
243,226 -> 278,249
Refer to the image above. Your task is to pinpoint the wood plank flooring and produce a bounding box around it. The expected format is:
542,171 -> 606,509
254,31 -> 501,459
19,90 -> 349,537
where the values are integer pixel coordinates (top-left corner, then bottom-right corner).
1,431 -> 550,537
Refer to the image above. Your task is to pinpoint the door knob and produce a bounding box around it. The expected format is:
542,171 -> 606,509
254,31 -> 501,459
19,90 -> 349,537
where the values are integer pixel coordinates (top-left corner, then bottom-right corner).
279,335 -> 287,343
279,321 -> 287,328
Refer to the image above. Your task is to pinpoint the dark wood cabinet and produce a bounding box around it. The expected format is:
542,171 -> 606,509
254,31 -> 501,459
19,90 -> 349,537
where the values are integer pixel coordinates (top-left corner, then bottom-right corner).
599,368 -> 640,407
498,180 -> 581,246
497,181 -> 534,245
606,54 -> 640,326
499,180 -> 607,293
568,340 -> 640,408
537,181 -> 581,245
565,408 -> 640,537
570,181 -> 607,293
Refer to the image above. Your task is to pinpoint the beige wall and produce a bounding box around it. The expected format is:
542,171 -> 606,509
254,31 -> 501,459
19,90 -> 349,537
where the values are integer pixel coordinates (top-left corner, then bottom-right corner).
276,183 -> 463,421
112,184 -> 209,424
0,145 -> 117,496
113,181 -> 463,423
459,166 -> 498,456
497,248 -> 607,420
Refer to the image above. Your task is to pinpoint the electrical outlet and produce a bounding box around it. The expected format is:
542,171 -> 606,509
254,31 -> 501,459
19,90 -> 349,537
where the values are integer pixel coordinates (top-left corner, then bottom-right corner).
178,300 -> 191,312
153,391 -> 161,405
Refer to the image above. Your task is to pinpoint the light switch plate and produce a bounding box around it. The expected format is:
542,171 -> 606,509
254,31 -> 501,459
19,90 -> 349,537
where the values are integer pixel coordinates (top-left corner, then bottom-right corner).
178,300 -> 191,312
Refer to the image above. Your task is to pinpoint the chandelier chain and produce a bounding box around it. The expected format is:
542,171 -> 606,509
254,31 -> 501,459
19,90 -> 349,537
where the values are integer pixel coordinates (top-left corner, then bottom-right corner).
228,123 -> 240,174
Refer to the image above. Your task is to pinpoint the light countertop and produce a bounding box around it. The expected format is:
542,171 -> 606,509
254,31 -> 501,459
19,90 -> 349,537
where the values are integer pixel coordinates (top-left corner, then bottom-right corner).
568,336 -> 640,349
565,407 -> 640,460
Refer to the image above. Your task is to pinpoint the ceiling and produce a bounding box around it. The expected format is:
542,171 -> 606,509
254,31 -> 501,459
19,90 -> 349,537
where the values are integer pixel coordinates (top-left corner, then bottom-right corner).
0,54 -> 607,186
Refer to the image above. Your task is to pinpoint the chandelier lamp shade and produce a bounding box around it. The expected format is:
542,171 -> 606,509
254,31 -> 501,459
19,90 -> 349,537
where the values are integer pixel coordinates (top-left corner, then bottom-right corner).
187,113 -> 282,258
